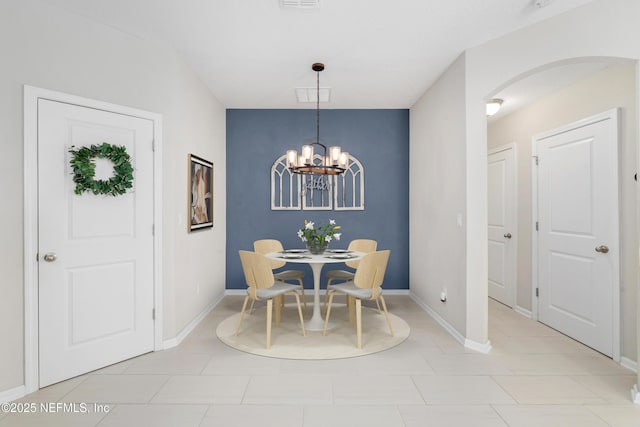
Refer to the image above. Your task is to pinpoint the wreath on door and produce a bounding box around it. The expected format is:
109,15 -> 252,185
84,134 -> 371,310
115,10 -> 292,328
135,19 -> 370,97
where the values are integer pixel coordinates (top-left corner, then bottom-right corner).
69,143 -> 134,196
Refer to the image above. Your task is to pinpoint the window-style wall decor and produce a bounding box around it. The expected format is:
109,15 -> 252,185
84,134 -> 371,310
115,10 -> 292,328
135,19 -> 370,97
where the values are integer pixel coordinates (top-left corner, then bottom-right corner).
270,153 -> 364,211
301,154 -> 333,210
271,154 -> 301,210
334,156 -> 364,211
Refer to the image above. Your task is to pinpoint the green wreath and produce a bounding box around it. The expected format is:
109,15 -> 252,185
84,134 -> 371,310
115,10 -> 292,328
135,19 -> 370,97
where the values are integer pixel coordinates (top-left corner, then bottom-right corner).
69,143 -> 134,196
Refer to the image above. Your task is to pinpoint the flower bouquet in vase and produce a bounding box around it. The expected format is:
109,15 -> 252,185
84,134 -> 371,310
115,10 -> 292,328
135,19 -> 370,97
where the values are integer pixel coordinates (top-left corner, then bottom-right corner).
297,219 -> 341,255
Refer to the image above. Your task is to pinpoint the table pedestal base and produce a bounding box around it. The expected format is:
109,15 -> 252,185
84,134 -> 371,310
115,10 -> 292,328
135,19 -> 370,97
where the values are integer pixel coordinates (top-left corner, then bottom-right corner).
305,262 -> 334,332
304,319 -> 335,332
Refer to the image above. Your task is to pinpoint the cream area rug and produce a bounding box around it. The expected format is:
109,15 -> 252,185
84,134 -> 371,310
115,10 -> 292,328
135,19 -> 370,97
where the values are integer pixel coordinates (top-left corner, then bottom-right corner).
216,302 -> 410,359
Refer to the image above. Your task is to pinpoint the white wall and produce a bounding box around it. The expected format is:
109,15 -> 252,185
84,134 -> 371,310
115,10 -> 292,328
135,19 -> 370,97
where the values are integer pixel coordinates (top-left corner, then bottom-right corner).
162,58 -> 227,339
0,0 -> 226,394
488,63 -> 637,362
410,54 -> 469,337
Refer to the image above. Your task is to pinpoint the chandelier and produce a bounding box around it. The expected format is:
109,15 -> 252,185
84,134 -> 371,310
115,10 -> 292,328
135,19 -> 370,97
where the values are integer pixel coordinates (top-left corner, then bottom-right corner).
286,63 -> 348,175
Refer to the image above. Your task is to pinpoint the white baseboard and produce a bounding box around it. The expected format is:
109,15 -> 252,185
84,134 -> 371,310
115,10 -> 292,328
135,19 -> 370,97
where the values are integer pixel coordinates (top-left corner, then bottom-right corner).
632,384 -> 640,405
162,290 -> 225,349
225,289 -> 247,296
464,338 -> 492,354
409,291 -> 491,353
621,356 -> 638,373
409,291 -> 466,346
0,385 -> 25,404
514,305 -> 532,319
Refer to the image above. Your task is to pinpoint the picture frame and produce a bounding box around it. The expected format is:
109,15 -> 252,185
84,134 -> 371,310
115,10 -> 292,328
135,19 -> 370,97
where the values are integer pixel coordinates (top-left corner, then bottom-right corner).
188,154 -> 213,232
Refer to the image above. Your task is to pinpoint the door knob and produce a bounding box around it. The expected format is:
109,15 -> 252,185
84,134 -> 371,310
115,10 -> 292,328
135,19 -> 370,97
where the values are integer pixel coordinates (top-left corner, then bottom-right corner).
43,253 -> 57,262
504,233 -> 512,239
595,245 -> 609,254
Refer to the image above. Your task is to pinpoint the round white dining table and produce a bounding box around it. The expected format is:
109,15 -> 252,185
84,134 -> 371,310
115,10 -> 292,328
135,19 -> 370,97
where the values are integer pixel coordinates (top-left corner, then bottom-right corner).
266,250 -> 363,331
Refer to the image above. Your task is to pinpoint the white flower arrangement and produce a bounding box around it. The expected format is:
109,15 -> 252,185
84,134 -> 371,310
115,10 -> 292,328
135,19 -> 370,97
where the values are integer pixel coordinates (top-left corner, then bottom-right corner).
297,219 -> 342,246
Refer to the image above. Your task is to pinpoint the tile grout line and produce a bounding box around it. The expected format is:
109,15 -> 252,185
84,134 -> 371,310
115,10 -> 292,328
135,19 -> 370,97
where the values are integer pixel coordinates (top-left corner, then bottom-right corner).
238,375 -> 252,405
409,375 -> 428,405
489,404 -> 513,427
146,374 -> 173,405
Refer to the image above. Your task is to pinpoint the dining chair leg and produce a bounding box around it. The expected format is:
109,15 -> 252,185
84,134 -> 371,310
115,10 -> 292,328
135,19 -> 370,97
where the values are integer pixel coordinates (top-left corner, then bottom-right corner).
274,295 -> 282,327
375,298 -> 382,314
379,295 -> 394,336
289,291 -> 306,336
323,292 -> 337,335
348,296 -> 355,327
249,298 -> 256,315
323,278 -> 334,309
235,295 -> 249,336
355,298 -> 362,349
297,279 -> 307,308
266,298 -> 273,349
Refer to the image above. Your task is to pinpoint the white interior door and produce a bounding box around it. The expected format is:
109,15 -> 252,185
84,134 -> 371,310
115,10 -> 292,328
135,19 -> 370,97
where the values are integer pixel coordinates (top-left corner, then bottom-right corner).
488,146 -> 517,307
38,99 -> 155,387
536,111 -> 619,357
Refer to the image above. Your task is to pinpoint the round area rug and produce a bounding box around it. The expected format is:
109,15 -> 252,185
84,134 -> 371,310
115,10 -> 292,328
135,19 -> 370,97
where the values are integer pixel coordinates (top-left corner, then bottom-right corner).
216,303 -> 410,359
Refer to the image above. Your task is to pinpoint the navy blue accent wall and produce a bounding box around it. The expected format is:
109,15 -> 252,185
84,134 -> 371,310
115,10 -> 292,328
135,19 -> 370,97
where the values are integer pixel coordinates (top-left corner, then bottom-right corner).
226,109 -> 409,290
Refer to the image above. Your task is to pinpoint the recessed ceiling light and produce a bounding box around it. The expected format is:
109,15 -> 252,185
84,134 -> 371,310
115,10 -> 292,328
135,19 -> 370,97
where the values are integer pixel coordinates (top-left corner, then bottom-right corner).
280,0 -> 320,9
295,87 -> 331,103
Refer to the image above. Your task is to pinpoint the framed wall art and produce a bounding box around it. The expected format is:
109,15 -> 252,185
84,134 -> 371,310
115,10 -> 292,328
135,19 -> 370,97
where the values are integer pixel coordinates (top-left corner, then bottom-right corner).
188,154 -> 213,231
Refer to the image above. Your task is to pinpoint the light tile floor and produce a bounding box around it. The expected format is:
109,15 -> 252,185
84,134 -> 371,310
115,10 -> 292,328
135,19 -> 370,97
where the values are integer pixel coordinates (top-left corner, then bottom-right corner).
2,296 -> 638,427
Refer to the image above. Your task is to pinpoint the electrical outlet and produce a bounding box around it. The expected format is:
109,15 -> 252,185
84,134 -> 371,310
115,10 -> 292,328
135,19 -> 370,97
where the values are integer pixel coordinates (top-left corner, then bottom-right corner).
440,289 -> 447,303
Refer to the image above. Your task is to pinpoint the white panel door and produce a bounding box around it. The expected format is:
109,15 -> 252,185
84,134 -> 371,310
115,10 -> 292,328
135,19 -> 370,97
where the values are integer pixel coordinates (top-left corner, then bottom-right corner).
537,115 -> 618,357
488,146 -> 516,307
38,99 -> 155,387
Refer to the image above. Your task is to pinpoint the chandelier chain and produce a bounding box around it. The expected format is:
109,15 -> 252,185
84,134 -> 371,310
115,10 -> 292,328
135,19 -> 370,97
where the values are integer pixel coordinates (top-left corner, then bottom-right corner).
316,69 -> 320,146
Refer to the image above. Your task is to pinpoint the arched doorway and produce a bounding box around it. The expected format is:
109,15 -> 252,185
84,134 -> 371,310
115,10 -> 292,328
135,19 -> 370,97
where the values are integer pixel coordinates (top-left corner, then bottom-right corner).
485,58 -> 637,365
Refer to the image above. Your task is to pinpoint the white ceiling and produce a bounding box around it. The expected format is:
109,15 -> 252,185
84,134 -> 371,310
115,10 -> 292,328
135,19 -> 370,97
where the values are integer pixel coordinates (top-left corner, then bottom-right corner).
44,0 -> 598,109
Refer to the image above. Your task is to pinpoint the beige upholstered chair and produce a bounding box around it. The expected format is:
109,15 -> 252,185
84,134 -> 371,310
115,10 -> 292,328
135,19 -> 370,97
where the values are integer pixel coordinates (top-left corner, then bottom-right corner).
236,250 -> 306,349
324,239 -> 377,308
323,250 -> 392,349
254,239 -> 307,308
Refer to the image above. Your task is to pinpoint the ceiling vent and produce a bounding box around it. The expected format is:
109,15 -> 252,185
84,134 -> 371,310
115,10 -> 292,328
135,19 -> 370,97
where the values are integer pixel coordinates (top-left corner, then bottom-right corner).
295,87 -> 331,103
280,0 -> 320,9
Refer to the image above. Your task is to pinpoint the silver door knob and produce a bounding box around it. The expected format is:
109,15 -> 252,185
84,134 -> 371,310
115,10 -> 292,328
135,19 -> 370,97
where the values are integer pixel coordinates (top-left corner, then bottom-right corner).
43,253 -> 57,262
595,245 -> 609,254
504,233 -> 512,239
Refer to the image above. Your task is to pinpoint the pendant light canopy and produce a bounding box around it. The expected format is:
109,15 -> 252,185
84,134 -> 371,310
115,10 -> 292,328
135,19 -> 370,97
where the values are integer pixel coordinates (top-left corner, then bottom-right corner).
286,63 -> 348,175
